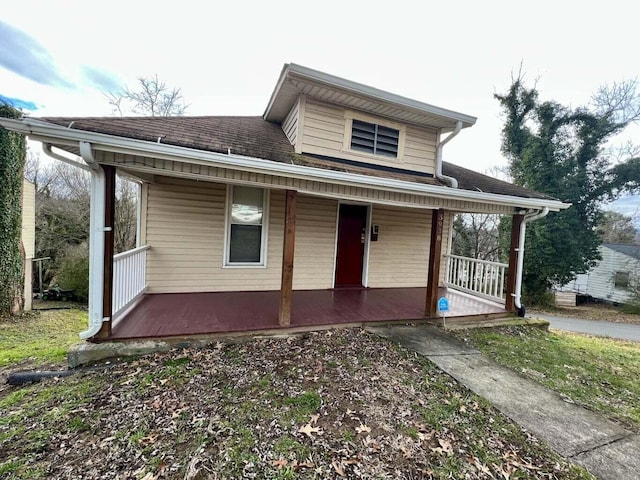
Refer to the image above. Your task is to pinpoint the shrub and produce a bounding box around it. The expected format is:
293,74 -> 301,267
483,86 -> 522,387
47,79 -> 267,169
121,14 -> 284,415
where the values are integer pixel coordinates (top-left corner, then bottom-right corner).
55,244 -> 89,302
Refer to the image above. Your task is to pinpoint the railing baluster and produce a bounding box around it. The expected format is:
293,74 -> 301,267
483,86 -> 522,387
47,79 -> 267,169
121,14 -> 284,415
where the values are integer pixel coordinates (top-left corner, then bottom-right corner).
443,254 -> 509,304
112,245 -> 150,317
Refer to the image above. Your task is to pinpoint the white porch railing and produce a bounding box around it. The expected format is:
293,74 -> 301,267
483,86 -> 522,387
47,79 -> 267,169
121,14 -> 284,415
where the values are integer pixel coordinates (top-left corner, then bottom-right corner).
112,245 -> 149,318
445,254 -> 508,304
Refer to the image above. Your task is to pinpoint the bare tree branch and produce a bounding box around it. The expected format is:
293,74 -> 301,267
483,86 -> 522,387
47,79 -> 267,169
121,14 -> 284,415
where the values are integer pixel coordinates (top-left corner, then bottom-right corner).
591,78 -> 640,125
106,74 -> 188,117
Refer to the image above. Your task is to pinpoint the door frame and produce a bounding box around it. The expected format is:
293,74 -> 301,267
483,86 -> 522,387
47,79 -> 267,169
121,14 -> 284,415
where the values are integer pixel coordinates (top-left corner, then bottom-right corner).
332,201 -> 372,288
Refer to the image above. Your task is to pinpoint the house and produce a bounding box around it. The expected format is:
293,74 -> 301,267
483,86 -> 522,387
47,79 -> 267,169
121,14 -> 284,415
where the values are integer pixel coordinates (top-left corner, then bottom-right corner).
559,243 -> 639,305
21,179 -> 35,311
0,64 -> 569,341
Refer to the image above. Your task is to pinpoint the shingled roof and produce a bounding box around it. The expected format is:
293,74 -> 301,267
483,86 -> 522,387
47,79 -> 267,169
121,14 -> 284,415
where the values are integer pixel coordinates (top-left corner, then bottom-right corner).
604,243 -> 640,261
41,115 -> 554,201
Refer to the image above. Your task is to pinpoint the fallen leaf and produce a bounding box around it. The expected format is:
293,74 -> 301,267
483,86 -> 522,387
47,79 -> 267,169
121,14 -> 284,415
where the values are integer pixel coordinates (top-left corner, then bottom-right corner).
431,438 -> 453,455
309,414 -> 319,425
272,459 -> 288,469
332,460 -> 345,476
299,423 -> 321,438
356,424 -> 371,434
297,460 -> 314,469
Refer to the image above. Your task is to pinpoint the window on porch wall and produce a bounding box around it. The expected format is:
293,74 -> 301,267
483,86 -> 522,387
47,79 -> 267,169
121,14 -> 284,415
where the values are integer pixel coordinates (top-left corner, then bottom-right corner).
226,186 -> 268,265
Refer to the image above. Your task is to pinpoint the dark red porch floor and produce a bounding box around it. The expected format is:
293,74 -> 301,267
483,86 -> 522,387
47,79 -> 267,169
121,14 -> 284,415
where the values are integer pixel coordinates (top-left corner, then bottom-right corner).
108,288 -> 506,340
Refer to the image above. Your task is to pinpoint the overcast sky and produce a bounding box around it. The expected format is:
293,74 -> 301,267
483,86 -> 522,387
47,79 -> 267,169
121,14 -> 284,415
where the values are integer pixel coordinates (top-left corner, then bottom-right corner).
1,0 -> 638,221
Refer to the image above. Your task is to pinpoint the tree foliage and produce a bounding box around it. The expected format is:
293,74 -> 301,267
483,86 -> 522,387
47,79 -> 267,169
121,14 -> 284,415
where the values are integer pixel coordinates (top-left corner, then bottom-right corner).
24,155 -> 137,296
496,75 -> 640,303
0,103 -> 26,316
597,211 -> 637,244
106,74 -> 187,117
452,214 -> 503,261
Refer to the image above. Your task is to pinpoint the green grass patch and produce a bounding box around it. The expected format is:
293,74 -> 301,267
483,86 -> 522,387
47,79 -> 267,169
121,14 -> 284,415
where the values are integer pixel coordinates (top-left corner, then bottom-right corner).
0,309 -> 87,366
456,326 -> 640,430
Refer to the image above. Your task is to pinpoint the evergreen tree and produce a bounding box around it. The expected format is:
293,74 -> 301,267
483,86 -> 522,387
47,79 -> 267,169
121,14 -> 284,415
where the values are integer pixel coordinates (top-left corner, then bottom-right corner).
496,76 -> 640,304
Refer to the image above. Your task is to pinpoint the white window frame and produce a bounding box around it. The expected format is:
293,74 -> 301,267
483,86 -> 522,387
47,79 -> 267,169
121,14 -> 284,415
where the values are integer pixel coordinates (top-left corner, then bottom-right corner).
223,185 -> 270,268
343,110 -> 406,161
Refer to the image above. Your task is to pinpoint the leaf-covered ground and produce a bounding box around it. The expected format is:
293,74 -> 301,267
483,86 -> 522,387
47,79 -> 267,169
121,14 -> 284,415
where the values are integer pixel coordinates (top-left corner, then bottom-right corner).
0,329 -> 592,479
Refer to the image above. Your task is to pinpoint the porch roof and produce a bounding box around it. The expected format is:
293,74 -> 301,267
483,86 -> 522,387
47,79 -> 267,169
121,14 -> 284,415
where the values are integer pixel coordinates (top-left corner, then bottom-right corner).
0,114 -> 568,212
25,114 -> 558,202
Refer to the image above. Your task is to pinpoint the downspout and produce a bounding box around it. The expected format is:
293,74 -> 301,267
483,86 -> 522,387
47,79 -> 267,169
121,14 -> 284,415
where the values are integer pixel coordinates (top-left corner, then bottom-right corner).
514,207 -> 549,316
435,120 -> 463,188
42,144 -> 91,171
80,143 -> 107,339
43,141 -> 105,339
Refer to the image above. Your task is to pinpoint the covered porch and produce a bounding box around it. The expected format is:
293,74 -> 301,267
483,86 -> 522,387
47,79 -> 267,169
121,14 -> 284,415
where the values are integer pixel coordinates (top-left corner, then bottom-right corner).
107,287 -> 507,340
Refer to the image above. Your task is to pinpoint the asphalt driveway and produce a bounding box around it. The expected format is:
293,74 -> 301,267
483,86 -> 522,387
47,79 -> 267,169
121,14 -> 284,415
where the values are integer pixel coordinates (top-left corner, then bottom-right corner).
530,314 -> 640,342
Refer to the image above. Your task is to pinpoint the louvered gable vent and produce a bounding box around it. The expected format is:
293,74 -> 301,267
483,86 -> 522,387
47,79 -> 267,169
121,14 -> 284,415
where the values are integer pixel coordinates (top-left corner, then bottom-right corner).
350,120 -> 399,158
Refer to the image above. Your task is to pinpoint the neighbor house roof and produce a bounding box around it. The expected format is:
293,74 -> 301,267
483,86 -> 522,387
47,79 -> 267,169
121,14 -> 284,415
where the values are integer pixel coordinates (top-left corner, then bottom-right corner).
604,243 -> 640,261
39,115 -> 554,201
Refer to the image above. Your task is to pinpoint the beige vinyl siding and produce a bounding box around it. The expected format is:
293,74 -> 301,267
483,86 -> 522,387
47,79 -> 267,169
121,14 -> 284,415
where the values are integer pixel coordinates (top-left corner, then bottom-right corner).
367,205 -> 431,287
404,124 -> 437,172
145,177 -> 337,292
22,180 -> 35,311
300,99 -> 437,174
21,180 -> 35,259
146,177 -> 283,292
282,99 -> 299,146
293,196 -> 338,289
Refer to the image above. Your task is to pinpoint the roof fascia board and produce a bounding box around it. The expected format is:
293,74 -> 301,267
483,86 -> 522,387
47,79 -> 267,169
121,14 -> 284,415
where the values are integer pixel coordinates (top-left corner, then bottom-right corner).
263,63 -> 291,121
1,117 -> 568,211
264,63 -> 477,127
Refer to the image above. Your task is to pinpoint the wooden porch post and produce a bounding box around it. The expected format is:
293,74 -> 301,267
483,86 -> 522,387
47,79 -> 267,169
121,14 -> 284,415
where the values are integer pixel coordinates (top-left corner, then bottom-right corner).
95,165 -> 116,339
279,190 -> 297,326
505,214 -> 524,312
425,209 -> 445,317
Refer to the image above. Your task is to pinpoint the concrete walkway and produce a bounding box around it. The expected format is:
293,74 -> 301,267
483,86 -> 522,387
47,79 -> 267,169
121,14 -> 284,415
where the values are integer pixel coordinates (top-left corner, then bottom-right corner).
530,313 -> 640,342
367,324 -> 640,480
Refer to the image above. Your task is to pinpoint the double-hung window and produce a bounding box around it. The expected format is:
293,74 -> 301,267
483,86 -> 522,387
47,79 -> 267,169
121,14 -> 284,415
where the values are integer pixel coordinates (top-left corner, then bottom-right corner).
226,186 -> 268,266
614,271 -> 630,289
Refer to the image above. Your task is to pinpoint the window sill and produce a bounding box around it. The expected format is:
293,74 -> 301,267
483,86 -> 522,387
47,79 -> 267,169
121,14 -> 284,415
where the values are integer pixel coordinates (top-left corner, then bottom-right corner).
222,263 -> 268,269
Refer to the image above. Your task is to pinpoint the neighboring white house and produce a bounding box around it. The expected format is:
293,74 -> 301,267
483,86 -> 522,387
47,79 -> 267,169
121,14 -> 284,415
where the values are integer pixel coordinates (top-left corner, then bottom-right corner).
559,243 -> 640,305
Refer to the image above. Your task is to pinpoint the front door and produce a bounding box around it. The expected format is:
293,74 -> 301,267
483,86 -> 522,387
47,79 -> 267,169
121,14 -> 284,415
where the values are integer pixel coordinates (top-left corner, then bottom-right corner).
335,204 -> 368,287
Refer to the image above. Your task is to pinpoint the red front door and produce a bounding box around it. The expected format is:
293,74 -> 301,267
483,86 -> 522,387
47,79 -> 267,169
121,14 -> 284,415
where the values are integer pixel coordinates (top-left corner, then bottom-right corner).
335,204 -> 368,287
